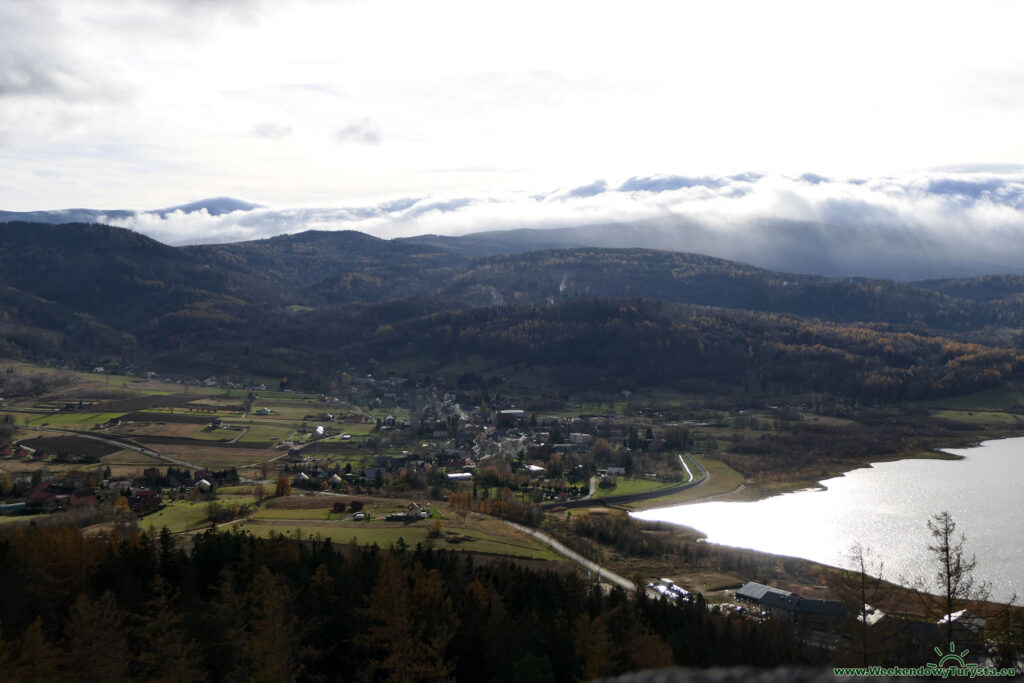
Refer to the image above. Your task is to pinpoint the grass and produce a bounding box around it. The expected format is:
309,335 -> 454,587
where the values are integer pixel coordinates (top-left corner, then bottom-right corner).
921,386 -> 1024,411
237,423 -> 294,442
0,513 -> 55,525
591,477 -> 670,498
237,520 -> 559,559
101,450 -> 164,465
186,428 -> 236,442
147,495 -> 259,533
217,485 -> 257,494
253,508 -> 335,521
147,501 -> 212,532
24,411 -> 125,426
931,409 -> 1023,425
624,454 -> 744,510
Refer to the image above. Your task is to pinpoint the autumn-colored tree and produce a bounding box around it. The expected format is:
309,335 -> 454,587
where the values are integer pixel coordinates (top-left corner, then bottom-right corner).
275,477 -> 291,497
131,578 -> 204,683
63,591 -> 130,681
428,518 -> 443,538
627,628 -> 674,671
243,567 -> 300,682
113,495 -> 131,515
574,612 -> 615,680
11,616 -> 58,682
358,556 -> 457,682
926,511 -> 990,643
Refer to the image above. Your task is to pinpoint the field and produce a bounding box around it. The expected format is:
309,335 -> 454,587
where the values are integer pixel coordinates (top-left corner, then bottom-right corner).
591,476 -> 671,498
238,517 -> 559,559
242,494 -> 560,559
921,386 -> 1024,411
23,411 -> 125,427
930,409 -> 1024,426
154,444 -> 279,470
145,494 -> 261,533
16,435 -> 119,458
624,454 -> 744,510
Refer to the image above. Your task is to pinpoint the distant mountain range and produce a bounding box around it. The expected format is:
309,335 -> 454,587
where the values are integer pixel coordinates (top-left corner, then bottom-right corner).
2,220 -> 1024,400
3,195 -> 1024,281
0,196 -> 262,226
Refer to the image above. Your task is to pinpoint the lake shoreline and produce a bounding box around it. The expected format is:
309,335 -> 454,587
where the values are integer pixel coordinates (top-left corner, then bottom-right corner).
633,436 -> 1024,605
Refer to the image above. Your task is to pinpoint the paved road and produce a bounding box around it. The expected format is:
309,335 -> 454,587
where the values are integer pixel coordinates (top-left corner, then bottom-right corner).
505,520 -> 662,597
678,454 -> 694,482
23,425 -> 202,470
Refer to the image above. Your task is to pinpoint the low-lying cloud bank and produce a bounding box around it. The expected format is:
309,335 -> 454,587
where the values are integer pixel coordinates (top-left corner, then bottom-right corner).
21,169 -> 1024,279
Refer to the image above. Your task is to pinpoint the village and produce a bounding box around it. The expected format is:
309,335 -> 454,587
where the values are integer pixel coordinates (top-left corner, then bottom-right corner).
0,362 -> 1016,666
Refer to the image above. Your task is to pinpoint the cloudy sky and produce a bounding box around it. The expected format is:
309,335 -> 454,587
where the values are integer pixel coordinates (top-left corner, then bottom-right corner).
2,0 -> 1024,250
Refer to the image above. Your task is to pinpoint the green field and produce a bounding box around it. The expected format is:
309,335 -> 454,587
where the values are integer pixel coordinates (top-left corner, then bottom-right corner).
253,508 -> 337,521
146,501 -> 211,532
237,521 -> 558,559
24,412 -> 125,426
591,477 -> 670,498
625,454 -> 743,510
238,423 -> 294,442
922,386 -> 1024,411
931,409 -> 1024,425
148,495 -> 260,533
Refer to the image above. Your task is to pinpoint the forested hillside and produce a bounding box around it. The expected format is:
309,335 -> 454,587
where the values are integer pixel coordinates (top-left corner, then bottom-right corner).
3,221 -> 1024,400
0,526 -> 816,681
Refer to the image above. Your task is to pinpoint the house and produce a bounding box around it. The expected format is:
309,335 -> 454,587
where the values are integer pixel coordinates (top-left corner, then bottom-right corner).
69,488 -> 97,507
129,488 -> 162,514
28,481 -> 72,510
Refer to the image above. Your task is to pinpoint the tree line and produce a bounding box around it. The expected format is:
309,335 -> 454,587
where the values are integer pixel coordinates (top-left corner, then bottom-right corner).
0,524 -> 819,681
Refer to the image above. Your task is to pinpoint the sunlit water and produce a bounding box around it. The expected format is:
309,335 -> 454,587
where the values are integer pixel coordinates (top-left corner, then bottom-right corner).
633,438 -> 1024,602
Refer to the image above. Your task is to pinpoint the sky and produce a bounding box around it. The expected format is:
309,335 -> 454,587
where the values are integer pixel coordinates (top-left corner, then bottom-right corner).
2,0 -> 1024,249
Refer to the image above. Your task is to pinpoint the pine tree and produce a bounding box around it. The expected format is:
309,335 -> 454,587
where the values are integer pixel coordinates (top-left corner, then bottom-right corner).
927,511 -> 990,643
63,591 -> 130,682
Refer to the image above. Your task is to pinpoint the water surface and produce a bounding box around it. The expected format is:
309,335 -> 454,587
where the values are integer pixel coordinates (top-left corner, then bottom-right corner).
633,438 -> 1024,602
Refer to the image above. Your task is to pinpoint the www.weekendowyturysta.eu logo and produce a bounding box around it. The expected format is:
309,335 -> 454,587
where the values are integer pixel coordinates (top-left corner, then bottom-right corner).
927,641 -> 977,671
833,640 -> 1017,678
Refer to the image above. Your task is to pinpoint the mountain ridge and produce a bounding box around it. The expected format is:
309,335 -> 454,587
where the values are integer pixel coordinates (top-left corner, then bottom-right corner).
2,220 -> 1024,398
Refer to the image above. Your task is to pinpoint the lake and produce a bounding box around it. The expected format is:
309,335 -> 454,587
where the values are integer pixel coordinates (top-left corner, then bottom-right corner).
632,438 -> 1024,602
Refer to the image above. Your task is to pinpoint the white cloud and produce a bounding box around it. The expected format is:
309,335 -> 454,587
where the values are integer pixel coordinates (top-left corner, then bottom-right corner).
335,119 -> 380,145
90,169 -> 1024,278
1,1 -> 1024,212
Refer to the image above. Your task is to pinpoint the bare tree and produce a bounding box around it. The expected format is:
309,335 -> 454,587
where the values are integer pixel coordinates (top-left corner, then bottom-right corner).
927,511 -> 990,642
831,543 -> 894,666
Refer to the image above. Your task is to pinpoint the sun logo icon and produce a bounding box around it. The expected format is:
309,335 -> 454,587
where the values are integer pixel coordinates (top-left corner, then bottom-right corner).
927,642 -> 978,669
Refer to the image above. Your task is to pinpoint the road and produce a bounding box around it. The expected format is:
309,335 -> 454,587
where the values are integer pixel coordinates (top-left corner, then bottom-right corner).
505,520 -> 662,598
678,454 -> 694,482
23,425 -> 202,470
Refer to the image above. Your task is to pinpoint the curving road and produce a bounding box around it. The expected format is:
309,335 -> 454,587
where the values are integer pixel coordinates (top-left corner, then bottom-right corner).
505,520 -> 662,598
22,425 -> 202,470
